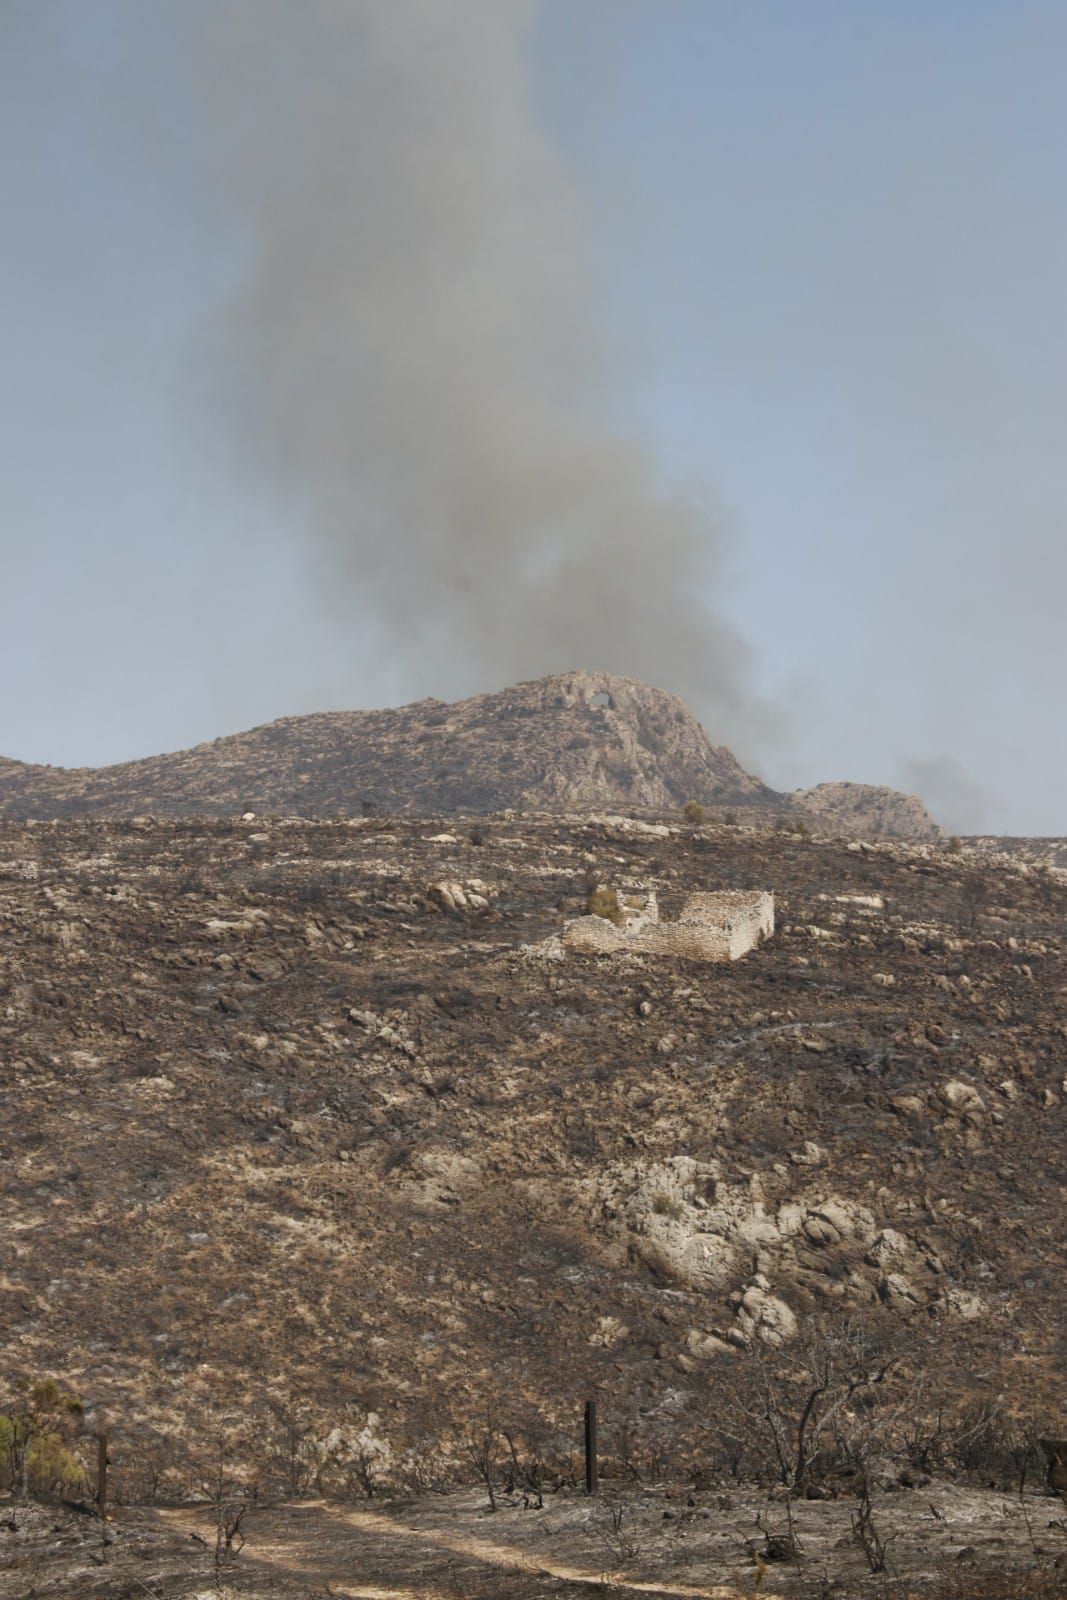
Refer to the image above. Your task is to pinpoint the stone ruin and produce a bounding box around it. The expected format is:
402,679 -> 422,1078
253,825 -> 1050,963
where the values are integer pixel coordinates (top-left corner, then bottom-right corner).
564,885 -> 774,962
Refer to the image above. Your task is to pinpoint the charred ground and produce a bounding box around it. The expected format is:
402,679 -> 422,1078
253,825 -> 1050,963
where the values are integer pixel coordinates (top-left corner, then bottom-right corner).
0,808 -> 1064,1595
2,812 -> 1064,1458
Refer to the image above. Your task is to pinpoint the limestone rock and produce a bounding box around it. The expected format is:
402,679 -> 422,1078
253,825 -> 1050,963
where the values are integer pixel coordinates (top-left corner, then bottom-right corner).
731,1283 -> 797,1346
941,1080 -> 986,1115
792,781 -> 942,841
879,1272 -> 922,1310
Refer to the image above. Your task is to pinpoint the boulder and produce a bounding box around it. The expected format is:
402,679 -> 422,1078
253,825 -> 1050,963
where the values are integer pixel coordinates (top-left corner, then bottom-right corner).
941,1080 -> 986,1115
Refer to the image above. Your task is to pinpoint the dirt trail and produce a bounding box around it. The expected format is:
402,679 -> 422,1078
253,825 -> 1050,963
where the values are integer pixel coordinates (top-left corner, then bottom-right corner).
161,1500 -> 782,1600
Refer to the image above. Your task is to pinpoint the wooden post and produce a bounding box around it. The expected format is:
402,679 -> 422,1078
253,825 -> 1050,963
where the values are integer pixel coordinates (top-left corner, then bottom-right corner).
584,1399 -> 598,1495
96,1431 -> 108,1522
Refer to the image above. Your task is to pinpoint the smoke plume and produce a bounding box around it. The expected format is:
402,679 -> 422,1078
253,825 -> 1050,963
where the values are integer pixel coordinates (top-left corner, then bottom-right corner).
902,757 -> 989,838
192,1 -> 765,744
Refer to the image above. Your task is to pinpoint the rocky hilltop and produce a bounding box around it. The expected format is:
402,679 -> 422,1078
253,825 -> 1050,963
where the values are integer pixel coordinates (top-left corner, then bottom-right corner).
792,780 -> 942,841
0,672 -> 766,821
0,672 -> 941,838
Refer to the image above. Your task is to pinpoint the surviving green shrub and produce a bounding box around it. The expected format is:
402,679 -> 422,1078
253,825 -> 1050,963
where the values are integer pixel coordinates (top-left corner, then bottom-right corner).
0,1377 -> 88,1498
682,800 -> 709,825
586,887 -> 625,925
586,887 -> 648,926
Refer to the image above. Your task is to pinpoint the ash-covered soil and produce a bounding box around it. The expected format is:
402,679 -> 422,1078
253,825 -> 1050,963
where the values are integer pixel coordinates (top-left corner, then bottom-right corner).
3,1482 -> 1067,1598
0,807 -> 1064,1594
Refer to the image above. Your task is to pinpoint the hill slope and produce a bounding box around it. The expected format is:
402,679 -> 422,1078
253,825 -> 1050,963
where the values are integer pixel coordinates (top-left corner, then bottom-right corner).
0,672 -> 939,836
1,810 -> 1062,1499
0,673 -> 764,820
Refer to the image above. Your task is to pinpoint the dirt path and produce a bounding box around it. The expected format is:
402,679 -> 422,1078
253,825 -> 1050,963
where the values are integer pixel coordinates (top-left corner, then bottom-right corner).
160,1499 -> 783,1600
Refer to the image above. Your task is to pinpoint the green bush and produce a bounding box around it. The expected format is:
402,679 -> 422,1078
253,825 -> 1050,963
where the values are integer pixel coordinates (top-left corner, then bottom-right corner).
586,887 -> 625,925
0,1377 -> 88,1498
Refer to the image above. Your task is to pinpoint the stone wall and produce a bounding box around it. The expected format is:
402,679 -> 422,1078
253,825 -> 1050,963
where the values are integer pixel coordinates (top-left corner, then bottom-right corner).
564,888 -> 773,962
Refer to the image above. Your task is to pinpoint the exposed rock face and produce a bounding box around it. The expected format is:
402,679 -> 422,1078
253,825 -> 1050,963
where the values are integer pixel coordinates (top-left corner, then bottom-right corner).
792,780 -> 943,841
0,672 -> 770,820
0,673 -> 948,839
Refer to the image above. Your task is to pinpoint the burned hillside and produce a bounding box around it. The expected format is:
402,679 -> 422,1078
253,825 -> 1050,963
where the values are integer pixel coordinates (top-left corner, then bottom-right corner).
1,808 -> 1063,1509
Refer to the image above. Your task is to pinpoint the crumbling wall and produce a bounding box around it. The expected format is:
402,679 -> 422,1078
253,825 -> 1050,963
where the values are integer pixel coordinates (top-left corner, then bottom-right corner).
683,890 -> 775,960
564,889 -> 773,962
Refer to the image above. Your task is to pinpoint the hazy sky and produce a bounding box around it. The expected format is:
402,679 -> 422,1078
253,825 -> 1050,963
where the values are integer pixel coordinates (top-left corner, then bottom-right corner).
2,1 -> 1065,833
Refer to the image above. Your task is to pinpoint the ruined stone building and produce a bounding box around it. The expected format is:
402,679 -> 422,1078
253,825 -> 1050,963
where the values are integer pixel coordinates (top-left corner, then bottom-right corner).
564,887 -> 774,962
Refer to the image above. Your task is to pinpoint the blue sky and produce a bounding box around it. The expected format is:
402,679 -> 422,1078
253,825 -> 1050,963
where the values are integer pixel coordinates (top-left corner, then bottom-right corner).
2,2 -> 1065,831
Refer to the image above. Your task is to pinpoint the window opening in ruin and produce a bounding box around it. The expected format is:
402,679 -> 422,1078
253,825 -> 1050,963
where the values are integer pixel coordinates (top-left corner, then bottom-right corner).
590,691 -> 612,708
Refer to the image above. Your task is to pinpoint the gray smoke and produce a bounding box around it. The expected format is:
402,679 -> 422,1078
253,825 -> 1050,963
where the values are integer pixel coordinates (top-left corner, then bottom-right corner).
902,757 -> 989,837
192,0 -> 769,747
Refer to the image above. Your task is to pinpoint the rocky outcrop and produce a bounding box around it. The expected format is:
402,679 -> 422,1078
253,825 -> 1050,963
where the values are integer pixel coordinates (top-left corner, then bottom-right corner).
0,673 -> 946,840
597,1155 -> 917,1349
0,671 -> 770,820
792,781 -> 942,841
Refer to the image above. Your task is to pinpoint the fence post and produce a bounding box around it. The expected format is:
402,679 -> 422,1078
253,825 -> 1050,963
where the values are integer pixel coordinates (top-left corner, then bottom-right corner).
584,1399 -> 598,1495
96,1431 -> 108,1522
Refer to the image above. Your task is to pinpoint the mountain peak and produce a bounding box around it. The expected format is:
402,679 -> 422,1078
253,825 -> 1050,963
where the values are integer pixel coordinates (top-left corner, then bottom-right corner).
0,674 -> 941,837
0,672 -> 770,821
